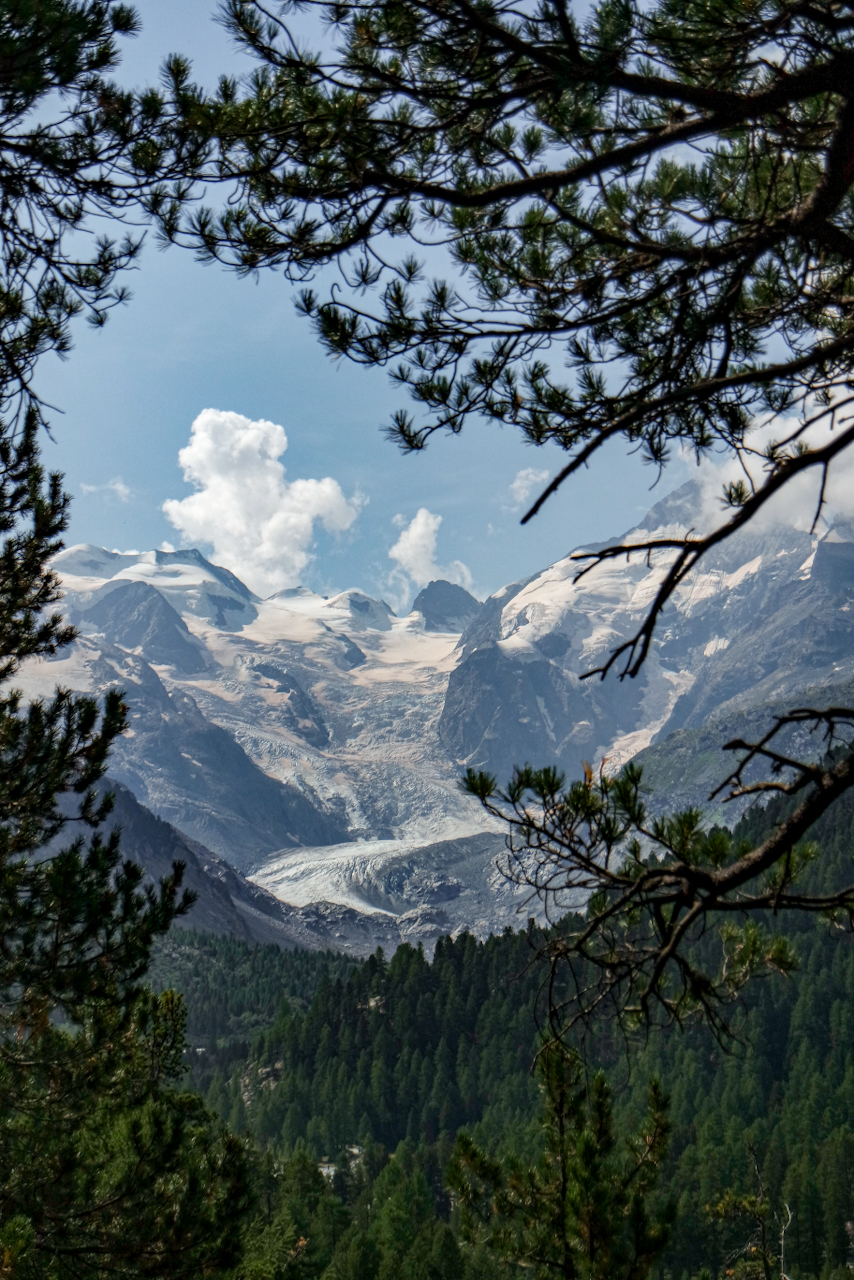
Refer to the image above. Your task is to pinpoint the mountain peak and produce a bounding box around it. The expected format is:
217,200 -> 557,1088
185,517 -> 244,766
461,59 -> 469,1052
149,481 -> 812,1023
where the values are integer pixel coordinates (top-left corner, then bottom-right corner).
55,543 -> 257,599
323,590 -> 396,631
54,543 -> 259,629
412,580 -> 480,632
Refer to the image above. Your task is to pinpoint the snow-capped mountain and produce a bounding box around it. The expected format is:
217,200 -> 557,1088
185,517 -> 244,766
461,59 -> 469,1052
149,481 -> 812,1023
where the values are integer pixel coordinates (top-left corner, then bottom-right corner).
48,554 -> 493,860
443,481 -> 854,787
30,552 -> 521,950
23,480 -> 854,950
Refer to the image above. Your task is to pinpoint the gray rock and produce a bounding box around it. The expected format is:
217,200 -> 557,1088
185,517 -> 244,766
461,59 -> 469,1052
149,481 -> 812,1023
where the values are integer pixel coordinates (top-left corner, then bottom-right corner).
635,675 -> 854,822
243,657 -> 330,748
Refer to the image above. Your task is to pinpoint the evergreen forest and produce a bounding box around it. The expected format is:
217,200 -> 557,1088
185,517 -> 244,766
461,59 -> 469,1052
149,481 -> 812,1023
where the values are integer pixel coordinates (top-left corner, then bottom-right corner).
143,785 -> 854,1280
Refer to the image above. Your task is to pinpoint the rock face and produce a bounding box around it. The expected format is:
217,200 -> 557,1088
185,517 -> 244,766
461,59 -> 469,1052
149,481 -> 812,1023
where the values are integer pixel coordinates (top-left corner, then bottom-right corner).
632,677 -> 854,822
240,657 -> 330,749
76,580 -> 208,673
412,580 -> 481,632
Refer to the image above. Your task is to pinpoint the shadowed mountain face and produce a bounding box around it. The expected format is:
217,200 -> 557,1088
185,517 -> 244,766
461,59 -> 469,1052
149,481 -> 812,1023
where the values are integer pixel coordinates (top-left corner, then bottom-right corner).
99,648 -> 349,871
640,688 -> 853,816
37,636 -> 350,872
412,580 -> 481,632
76,581 -> 208,673
99,780 -> 404,956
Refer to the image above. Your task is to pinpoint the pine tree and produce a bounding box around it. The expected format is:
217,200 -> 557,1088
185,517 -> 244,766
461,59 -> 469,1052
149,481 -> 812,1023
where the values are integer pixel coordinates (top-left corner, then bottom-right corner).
158,0 -> 854,1039
0,8 -> 246,1269
447,1042 -> 672,1280
0,0 -> 199,425
172,0 -> 854,555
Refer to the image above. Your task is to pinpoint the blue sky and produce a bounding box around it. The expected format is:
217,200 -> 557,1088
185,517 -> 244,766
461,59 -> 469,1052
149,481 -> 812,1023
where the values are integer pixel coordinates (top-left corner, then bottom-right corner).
37,0 -> 673,609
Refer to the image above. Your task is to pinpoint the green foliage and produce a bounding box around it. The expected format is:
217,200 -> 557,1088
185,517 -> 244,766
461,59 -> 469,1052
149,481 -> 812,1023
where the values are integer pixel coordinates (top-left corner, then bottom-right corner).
233,1140 -> 485,1280
0,234 -> 249,1280
706,1176 -> 780,1280
0,0 -> 194,421
0,421 -> 252,1274
0,12 -> 256,1272
202,932 -> 542,1155
164,778 -> 854,1279
3,989 -> 251,1279
448,1043 -> 672,1280
168,1 -> 854,515
464,760 -> 830,1039
150,930 -> 359,1045
0,409 -> 249,1275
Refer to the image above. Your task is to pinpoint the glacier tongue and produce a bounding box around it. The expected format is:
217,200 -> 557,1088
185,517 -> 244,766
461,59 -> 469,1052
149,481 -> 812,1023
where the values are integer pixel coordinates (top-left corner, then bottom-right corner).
250,831 -> 546,953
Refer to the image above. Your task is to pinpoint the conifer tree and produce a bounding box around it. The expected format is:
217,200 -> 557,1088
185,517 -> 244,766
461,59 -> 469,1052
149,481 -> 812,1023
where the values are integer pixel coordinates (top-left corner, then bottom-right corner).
0,0 -> 200,423
169,0 -> 854,581
447,1042 -> 672,1280
0,5 -> 248,1274
0,412 -> 250,1278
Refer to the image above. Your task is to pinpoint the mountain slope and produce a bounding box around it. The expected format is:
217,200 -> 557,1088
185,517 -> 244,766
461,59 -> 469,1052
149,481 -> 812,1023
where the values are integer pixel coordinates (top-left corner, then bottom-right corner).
440,481 -> 853,787
78,580 -> 208,673
98,780 -> 404,956
28,634 -> 348,870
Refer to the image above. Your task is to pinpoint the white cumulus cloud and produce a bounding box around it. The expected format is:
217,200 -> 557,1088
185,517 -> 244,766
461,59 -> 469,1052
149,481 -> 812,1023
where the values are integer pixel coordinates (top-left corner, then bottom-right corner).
162,408 -> 362,597
387,508 -> 473,610
509,467 -> 549,508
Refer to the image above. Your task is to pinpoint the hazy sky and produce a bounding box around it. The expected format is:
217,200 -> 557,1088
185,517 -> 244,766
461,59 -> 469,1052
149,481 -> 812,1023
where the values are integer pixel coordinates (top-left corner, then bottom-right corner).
37,0 -> 675,608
